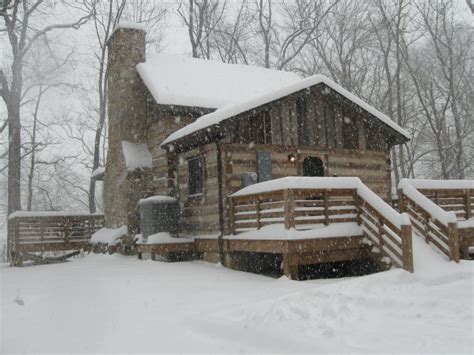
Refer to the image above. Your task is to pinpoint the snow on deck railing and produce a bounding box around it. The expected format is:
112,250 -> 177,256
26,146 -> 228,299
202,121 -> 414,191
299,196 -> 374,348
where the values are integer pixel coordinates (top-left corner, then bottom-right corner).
400,179 -> 474,190
8,211 -> 103,219
398,180 -> 457,226
231,177 -> 410,229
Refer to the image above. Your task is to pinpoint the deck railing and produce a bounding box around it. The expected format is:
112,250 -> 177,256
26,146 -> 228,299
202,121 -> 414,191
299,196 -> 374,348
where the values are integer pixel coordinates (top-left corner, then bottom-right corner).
229,178 -> 413,272
398,179 -> 474,261
8,212 -> 104,265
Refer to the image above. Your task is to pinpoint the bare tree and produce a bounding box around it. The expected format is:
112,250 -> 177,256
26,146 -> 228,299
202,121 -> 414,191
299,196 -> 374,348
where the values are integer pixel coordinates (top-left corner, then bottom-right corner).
0,0 -> 92,214
212,1 -> 254,64
253,0 -> 339,70
414,0 -> 472,179
177,0 -> 227,59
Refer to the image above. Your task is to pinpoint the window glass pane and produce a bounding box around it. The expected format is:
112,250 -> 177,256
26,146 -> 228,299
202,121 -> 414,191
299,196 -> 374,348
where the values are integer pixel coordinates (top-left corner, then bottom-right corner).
188,157 -> 203,195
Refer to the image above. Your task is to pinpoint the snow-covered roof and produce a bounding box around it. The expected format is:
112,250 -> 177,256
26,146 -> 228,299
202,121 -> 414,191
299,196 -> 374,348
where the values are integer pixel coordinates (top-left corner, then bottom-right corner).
121,141 -> 153,171
162,74 -> 410,146
136,54 -> 301,109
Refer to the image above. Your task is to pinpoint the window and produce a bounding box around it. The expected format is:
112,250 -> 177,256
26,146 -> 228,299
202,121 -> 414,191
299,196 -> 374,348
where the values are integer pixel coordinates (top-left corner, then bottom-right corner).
188,156 -> 203,196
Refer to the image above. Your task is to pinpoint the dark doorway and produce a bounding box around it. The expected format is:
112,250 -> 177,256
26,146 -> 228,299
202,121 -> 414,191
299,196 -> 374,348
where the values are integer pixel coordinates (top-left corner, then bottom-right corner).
303,157 -> 325,177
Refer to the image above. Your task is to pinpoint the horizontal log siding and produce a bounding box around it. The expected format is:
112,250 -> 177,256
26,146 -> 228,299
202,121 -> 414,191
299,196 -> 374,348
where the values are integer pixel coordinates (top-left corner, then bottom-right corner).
146,115 -> 193,196
176,143 -> 221,234
223,144 -> 392,201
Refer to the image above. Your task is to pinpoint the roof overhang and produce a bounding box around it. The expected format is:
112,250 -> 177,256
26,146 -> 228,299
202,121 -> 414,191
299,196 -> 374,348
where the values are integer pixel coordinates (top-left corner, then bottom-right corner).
161,75 -> 410,152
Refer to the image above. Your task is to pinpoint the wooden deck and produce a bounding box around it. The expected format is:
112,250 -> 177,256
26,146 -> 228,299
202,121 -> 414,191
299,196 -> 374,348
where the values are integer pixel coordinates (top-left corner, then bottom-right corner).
225,179 -> 413,278
8,213 -> 104,266
398,181 -> 474,260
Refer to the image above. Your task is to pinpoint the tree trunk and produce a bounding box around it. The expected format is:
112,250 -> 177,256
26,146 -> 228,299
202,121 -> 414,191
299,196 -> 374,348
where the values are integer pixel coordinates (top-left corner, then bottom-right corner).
8,106 -> 22,214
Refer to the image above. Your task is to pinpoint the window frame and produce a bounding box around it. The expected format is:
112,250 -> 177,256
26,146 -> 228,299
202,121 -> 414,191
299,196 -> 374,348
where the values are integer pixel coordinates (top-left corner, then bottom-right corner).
187,155 -> 204,197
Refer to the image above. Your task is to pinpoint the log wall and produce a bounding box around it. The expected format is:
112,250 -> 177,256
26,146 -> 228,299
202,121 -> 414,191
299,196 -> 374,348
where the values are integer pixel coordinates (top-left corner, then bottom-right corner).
223,144 -> 391,200
175,143 -> 222,234
173,142 -> 391,236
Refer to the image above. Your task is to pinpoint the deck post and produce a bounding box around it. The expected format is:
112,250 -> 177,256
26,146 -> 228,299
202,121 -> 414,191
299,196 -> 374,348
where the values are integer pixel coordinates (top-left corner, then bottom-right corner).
397,189 -> 405,213
401,224 -> 413,272
282,253 -> 298,280
447,222 -> 460,263
13,218 -> 22,266
228,197 -> 235,235
323,191 -> 329,226
7,218 -> 12,263
423,214 -> 430,244
354,191 -> 361,225
64,218 -> 70,244
465,189 -> 471,220
378,215 -> 385,251
283,189 -> 294,229
256,197 -> 261,230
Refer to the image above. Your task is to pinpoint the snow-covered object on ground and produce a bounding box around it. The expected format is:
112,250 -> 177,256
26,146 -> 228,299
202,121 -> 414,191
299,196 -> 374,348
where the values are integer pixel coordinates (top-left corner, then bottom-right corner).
137,232 -> 194,245
231,177 -> 410,228
225,223 -> 362,240
8,211 -> 95,219
138,195 -> 177,205
1,243 -> 472,353
398,180 -> 457,225
137,54 -> 300,109
121,141 -> 152,171
91,167 -> 105,178
91,226 -> 128,244
400,178 -> 474,190
162,74 -> 410,146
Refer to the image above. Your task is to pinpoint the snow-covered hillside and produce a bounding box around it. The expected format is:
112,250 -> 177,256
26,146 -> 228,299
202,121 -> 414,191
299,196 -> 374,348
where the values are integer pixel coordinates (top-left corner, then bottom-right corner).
1,238 -> 472,353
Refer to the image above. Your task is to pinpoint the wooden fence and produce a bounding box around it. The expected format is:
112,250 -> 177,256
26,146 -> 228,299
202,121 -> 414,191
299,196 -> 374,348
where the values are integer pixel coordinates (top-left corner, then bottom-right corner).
8,213 -> 104,266
229,186 -> 413,272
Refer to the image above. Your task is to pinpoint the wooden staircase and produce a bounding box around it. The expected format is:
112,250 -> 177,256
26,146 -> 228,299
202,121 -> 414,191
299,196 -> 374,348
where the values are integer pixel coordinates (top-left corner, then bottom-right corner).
398,179 -> 474,261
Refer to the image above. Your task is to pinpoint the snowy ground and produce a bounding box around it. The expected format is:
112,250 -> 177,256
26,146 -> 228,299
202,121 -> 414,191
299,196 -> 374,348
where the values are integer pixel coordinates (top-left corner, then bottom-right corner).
1,237 -> 473,353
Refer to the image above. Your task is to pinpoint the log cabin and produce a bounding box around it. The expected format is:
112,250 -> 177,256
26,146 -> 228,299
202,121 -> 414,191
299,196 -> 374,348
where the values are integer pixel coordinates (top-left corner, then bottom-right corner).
103,24 -> 414,277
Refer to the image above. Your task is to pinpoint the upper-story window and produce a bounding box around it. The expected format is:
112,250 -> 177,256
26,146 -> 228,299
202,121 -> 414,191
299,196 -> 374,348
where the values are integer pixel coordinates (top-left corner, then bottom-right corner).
188,156 -> 203,196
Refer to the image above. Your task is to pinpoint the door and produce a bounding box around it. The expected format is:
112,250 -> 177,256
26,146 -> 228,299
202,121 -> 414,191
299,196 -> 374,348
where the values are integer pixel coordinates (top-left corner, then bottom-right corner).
303,157 -> 324,177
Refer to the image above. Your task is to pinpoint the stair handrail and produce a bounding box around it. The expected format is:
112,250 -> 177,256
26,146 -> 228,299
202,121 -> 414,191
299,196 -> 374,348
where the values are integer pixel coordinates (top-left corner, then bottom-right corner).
355,182 -> 413,272
398,179 -> 460,262
398,181 -> 457,226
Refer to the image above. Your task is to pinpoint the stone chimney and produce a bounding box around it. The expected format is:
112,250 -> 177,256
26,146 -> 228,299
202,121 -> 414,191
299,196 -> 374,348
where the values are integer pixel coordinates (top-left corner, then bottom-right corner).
104,25 -> 149,228
107,24 -> 147,142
